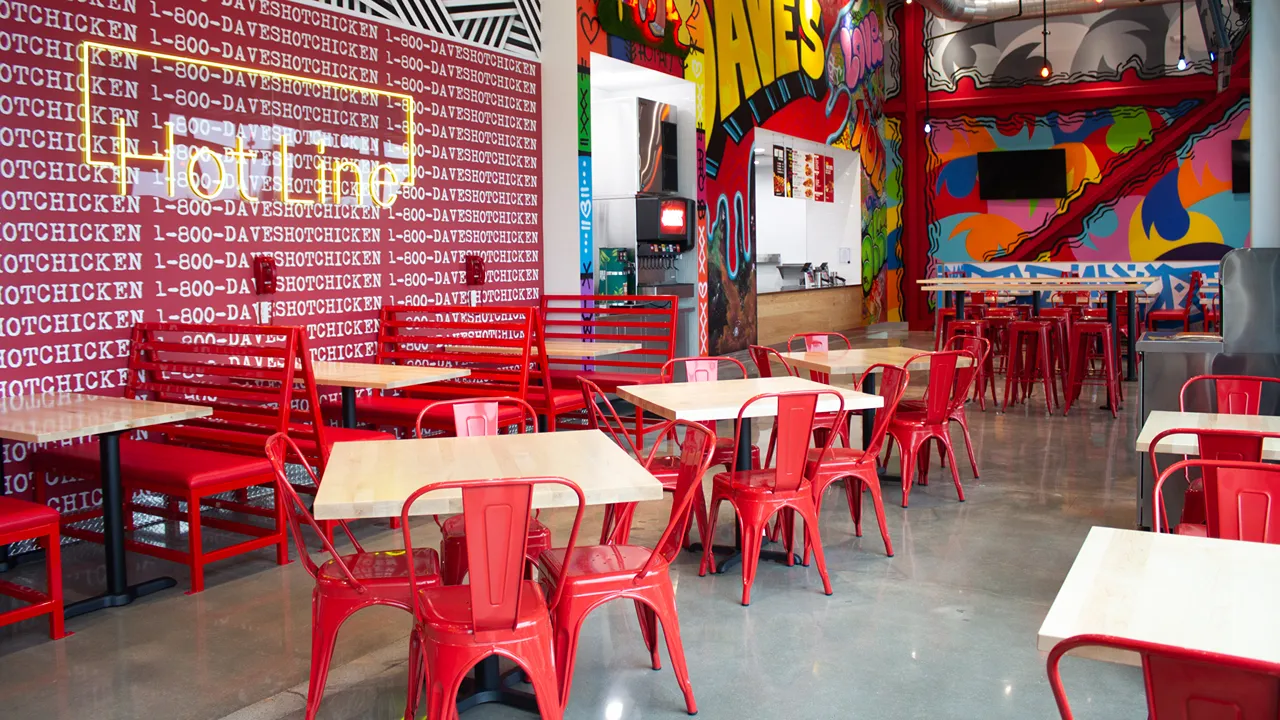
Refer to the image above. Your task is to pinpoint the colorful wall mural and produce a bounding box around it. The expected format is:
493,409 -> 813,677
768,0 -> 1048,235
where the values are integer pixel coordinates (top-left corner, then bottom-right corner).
703,0 -> 889,353
926,99 -> 1250,269
925,2 -> 1246,91
883,116 -> 904,321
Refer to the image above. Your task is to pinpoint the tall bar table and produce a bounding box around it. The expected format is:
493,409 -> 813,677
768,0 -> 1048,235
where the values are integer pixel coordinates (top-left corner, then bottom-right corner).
0,393 -> 210,617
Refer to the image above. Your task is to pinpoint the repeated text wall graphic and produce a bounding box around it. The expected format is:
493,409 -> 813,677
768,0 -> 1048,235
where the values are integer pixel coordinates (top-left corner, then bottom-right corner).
0,0 -> 542,503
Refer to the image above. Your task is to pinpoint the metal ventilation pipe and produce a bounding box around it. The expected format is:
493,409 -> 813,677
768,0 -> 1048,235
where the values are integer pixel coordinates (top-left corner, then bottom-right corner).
916,0 -> 1177,23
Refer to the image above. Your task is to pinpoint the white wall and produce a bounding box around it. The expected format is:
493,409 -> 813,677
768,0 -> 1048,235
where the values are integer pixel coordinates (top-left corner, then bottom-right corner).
539,0 -> 580,296
753,128 -> 861,293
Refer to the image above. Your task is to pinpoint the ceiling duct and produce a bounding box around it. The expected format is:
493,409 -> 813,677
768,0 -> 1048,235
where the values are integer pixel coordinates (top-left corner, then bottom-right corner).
917,0 -> 1178,23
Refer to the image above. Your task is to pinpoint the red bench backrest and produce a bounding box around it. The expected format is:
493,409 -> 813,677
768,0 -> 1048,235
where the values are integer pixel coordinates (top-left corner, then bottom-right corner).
376,305 -> 534,402
538,294 -> 678,379
124,322 -> 329,467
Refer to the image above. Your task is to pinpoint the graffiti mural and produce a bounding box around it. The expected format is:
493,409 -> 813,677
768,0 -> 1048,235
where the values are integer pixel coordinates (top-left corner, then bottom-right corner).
883,116 -> 903,321
704,0 -> 888,352
925,100 -> 1251,266
925,2 -> 1246,91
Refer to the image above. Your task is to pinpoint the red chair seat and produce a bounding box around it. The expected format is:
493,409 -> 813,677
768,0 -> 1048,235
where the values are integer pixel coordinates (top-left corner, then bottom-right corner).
0,496 -> 59,535
319,547 -> 441,586
804,447 -> 873,473
548,369 -> 662,392
416,581 -> 549,633
526,386 -> 587,411
886,408 -> 930,426
40,439 -> 272,491
712,469 -> 810,495
537,544 -> 656,579
1174,523 -> 1208,537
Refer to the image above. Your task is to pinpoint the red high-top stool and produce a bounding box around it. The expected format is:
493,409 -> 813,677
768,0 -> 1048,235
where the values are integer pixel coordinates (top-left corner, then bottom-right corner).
984,307 -> 1018,374
1003,320 -> 1058,415
1064,321 -> 1121,418
934,307 -> 957,351
946,320 -> 997,409
1036,307 -> 1074,389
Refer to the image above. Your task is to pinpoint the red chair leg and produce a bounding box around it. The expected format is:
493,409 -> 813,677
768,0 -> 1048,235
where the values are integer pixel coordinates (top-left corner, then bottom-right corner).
896,435 -> 919,508
186,494 -> 205,595
306,594 -> 361,720
44,528 -> 66,640
736,504 -> 766,606
405,628 -> 424,720
955,414 -> 980,478
699,495 -> 726,576
650,585 -> 698,715
794,499 -> 833,596
856,473 -> 894,557
940,434 -> 966,502
635,601 -> 661,670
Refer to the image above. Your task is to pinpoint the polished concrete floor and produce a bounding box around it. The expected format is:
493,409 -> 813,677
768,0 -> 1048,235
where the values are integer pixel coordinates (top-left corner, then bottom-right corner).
0,328 -> 1147,719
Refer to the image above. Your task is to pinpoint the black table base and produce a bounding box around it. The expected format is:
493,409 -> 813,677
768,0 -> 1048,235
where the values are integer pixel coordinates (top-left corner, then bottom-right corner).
454,657 -> 539,714
340,387 -> 358,429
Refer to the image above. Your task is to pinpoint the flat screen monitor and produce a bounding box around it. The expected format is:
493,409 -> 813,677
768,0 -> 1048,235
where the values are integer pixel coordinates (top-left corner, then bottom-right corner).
977,149 -> 1068,200
1233,139 -> 1249,194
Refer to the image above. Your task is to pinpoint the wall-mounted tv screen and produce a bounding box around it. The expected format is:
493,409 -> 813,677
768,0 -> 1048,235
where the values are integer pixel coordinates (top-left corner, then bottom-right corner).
1232,139 -> 1250,194
977,149 -> 1068,200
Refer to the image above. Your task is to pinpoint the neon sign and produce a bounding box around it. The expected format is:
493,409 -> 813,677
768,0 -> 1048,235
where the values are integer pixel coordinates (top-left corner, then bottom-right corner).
597,0 -> 696,57
79,41 -> 416,207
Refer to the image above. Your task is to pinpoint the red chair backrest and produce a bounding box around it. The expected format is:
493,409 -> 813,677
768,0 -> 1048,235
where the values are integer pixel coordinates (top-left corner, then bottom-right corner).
539,294 -> 678,380
1180,375 -> 1280,415
1155,455 -> 1280,543
857,364 -> 909,459
1050,635 -> 1280,719
126,322 -> 330,467
264,433 -> 364,586
401,476 -> 585,630
747,345 -> 798,379
639,421 -> 717,574
377,305 -> 535,403
580,379 -> 644,459
414,398 -> 539,439
660,356 -> 748,383
905,350 -> 977,424
734,390 -> 844,492
787,333 -> 851,353
944,334 -> 991,399
1187,271 -> 1203,305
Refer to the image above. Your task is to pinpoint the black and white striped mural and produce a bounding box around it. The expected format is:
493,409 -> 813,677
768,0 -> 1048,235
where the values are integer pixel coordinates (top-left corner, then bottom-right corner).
316,0 -> 542,59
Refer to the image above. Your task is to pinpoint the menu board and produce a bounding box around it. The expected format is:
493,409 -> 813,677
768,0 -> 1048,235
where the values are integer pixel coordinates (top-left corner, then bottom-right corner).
772,145 -> 834,203
772,145 -> 786,197
0,1 -> 542,504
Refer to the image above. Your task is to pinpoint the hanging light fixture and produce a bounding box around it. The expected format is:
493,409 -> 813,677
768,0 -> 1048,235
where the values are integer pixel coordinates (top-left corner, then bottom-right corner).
1176,0 -> 1188,71
923,31 -> 932,134
1039,0 -> 1052,79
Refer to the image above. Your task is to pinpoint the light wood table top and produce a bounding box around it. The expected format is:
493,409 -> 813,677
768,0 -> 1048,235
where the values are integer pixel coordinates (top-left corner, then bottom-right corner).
1037,526 -> 1280,666
781,347 -> 971,376
312,429 -> 662,520
617,376 -> 882,423
312,361 -> 470,390
920,277 -> 1152,286
1200,287 -> 1220,296
1136,410 -> 1280,460
919,279 -> 1150,292
0,393 -> 211,444
447,340 -> 643,359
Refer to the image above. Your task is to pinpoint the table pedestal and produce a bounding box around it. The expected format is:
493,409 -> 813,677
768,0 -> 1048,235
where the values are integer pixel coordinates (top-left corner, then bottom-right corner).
340,387 -> 358,429
64,431 -> 176,618
454,657 -> 538,714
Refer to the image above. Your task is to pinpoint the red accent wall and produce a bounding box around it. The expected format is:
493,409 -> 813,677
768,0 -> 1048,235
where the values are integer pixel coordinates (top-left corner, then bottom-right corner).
0,0 -> 542,505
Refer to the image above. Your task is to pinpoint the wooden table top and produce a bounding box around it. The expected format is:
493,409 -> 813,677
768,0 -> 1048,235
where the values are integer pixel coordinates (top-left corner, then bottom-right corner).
919,279 -> 1150,292
312,429 -> 663,520
0,393 -> 212,444
780,347 -> 971,375
617,376 -> 883,423
1136,410 -> 1280,460
447,340 -> 643,359
920,276 -> 1152,287
1037,526 -> 1280,666
312,361 -> 470,390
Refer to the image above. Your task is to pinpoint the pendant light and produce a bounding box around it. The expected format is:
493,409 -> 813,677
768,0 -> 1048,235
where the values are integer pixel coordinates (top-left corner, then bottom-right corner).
1039,0 -> 1052,79
1176,0 -> 1188,71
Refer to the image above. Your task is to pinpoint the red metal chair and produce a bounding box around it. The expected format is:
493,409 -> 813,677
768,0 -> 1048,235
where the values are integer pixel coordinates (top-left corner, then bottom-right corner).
888,336 -> 989,481
413,398 -> 548,586
1047,633 -> 1280,720
1154,458 -> 1280,543
1204,291 -> 1221,332
1147,426 -> 1280,536
786,333 -> 852,382
1175,375 -> 1280,525
804,364 -> 910,558
747,344 -> 801,469
403,475 -> 585,720
1147,270 -> 1203,331
885,350 -> 978,508
0,498 -> 65,641
944,321 -> 997,410
263,433 -> 441,720
535,420 -> 715,712
582,379 -> 710,549
700,390 -> 843,606
660,357 -> 761,470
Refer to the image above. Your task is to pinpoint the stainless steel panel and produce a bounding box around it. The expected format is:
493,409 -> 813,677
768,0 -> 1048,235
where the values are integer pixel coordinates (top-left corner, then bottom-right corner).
1222,247 -> 1280,353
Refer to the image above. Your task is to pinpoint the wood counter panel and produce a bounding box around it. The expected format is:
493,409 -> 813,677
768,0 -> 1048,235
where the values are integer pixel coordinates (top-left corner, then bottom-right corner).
757,286 -> 864,346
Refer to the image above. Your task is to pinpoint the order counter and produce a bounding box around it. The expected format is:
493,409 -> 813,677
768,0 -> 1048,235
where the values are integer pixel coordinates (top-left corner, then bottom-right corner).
757,285 -> 864,346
